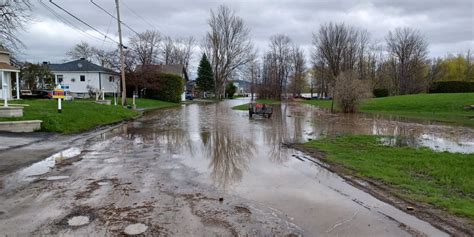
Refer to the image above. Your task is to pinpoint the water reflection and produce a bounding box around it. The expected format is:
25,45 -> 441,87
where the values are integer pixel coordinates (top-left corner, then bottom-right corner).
115,100 -> 474,193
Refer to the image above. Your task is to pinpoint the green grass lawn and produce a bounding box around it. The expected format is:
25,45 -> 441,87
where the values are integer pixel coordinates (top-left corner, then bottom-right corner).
304,93 -> 474,126
132,98 -> 179,110
304,135 -> 474,219
0,98 -> 178,134
232,99 -> 281,110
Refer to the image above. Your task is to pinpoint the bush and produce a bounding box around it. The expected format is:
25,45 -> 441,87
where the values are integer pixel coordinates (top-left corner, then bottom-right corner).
225,83 -> 237,98
145,73 -> 184,103
429,81 -> 474,93
335,71 -> 370,113
373,89 -> 389,97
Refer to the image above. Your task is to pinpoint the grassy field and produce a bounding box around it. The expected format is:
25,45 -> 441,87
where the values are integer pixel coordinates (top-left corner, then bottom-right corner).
232,99 -> 281,110
304,135 -> 474,219
304,93 -> 474,126
0,98 -> 178,134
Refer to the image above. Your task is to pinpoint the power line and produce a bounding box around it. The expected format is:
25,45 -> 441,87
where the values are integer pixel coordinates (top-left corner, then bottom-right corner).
90,0 -> 139,35
39,0 -> 116,45
121,0 -> 160,32
49,0 -> 120,45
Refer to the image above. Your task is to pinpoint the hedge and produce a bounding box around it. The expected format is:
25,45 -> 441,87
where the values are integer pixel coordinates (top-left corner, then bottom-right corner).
146,73 -> 184,103
429,81 -> 474,93
373,89 -> 389,97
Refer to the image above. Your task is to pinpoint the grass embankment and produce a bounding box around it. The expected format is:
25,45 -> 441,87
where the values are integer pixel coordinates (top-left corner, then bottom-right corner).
232,99 -> 281,110
304,135 -> 474,219
0,98 -> 178,134
304,93 -> 474,126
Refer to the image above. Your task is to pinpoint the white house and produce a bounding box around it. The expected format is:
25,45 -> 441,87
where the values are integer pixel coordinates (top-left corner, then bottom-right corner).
47,58 -> 119,98
0,48 -> 20,100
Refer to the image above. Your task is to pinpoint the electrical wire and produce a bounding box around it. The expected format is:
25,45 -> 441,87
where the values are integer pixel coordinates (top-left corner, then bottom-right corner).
121,0 -> 160,32
90,0 -> 139,35
49,0 -> 120,45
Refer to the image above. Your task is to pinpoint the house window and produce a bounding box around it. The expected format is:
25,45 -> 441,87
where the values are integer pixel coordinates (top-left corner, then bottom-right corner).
109,76 -> 114,82
57,75 -> 63,83
80,75 -> 85,82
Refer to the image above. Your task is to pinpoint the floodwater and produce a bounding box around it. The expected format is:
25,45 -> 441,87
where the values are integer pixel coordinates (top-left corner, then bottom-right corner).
1,98 -> 472,236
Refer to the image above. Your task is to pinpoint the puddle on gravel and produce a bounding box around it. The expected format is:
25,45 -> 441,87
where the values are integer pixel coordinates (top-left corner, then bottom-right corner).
1,147 -> 81,190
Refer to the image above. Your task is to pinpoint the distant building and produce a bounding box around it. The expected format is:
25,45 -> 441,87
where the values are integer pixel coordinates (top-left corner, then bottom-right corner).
0,48 -> 20,100
47,58 -> 119,98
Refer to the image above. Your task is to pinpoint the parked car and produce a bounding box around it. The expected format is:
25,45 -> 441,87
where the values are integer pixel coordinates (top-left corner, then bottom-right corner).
185,92 -> 193,100
31,90 -> 53,99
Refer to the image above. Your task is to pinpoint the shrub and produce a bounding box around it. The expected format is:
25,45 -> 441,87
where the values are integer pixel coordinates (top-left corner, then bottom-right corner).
225,83 -> 237,98
145,73 -> 184,103
334,71 -> 370,113
373,89 -> 389,97
429,81 -> 474,93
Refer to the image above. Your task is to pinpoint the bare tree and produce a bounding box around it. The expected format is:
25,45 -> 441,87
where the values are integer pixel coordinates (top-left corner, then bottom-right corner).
204,5 -> 254,99
312,22 -> 368,111
386,27 -> 428,94
289,45 -> 306,97
161,36 -> 195,74
129,30 -> 161,66
66,41 -> 95,60
0,0 -> 31,50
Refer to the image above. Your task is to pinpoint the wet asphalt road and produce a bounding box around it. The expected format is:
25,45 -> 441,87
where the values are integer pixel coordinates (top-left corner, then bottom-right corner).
1,98 -> 471,236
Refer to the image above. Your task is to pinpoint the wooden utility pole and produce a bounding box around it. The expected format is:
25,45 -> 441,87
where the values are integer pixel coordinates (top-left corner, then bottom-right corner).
115,0 -> 126,106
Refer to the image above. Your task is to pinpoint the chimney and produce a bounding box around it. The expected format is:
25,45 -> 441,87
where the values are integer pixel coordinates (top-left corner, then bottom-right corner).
42,61 -> 48,65
80,57 -> 85,60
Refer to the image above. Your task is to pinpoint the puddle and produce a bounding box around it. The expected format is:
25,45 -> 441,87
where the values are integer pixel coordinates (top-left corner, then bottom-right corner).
1,147 -> 81,190
67,216 -> 90,227
124,223 -> 148,235
45,176 -> 70,181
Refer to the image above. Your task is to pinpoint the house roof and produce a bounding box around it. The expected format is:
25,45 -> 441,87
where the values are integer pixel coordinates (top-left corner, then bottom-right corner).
48,59 -> 117,74
136,64 -> 188,81
0,62 -> 19,71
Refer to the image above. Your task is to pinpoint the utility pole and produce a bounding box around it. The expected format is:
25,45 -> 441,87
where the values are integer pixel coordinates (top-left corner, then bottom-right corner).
115,0 -> 126,106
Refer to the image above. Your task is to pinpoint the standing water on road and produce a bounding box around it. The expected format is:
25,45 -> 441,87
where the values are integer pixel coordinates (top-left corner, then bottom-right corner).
1,98 -> 471,236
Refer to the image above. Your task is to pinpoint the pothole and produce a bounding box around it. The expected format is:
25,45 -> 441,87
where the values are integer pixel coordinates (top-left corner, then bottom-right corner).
56,207 -> 96,228
124,223 -> 148,235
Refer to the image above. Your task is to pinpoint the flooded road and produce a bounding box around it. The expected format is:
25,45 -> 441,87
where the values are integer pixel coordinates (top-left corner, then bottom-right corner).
1,98 -> 472,236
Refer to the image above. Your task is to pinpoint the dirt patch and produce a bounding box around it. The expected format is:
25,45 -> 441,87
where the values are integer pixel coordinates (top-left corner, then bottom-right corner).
234,206 -> 251,216
291,143 -> 474,236
74,178 -> 119,199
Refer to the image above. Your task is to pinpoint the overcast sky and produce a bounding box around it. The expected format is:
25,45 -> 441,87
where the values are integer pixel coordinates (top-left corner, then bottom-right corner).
16,0 -> 474,76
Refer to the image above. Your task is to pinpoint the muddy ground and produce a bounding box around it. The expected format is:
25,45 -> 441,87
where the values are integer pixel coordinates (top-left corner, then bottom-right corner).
1,99 -> 471,236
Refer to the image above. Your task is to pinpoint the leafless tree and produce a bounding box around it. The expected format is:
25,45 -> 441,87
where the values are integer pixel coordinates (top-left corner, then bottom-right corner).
312,22 -> 368,111
386,27 -> 429,94
0,0 -> 31,50
161,36 -> 195,74
129,30 -> 161,66
289,45 -> 306,97
66,41 -> 95,60
91,48 -> 116,68
204,5 -> 254,99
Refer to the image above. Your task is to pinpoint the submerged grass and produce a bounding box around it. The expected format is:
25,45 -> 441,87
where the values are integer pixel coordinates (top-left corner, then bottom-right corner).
303,93 -> 474,126
232,99 -> 281,110
304,135 -> 474,219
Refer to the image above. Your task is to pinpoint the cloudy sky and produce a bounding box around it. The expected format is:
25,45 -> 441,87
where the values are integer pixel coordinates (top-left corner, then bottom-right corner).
16,0 -> 474,76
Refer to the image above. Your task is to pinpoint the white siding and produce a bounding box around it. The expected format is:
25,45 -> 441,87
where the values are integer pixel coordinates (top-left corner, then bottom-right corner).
0,71 -> 13,99
52,71 -> 119,95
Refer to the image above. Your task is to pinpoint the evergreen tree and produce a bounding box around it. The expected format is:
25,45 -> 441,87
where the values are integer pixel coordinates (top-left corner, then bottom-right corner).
196,53 -> 215,95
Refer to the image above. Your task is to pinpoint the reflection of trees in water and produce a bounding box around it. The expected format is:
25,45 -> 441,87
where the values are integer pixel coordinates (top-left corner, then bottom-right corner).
124,127 -> 194,156
262,105 -> 292,163
207,114 -> 255,190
